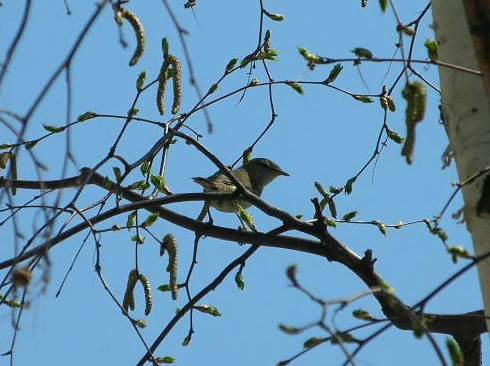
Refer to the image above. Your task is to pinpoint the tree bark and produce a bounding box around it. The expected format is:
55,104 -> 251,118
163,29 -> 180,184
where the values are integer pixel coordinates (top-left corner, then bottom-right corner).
462,0 -> 490,100
432,0 -> 490,338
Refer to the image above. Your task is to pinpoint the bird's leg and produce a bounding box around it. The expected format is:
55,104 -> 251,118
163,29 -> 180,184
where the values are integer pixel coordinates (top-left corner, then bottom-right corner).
196,202 -> 213,224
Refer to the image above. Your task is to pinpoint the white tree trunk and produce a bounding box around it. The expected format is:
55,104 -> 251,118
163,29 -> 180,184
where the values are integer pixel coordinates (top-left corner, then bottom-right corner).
432,0 -> 490,335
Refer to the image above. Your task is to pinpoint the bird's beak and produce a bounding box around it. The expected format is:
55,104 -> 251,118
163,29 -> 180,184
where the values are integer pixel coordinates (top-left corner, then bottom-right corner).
278,169 -> 290,177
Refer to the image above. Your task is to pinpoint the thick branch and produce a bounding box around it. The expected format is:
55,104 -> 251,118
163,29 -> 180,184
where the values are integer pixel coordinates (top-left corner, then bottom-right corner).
0,169 -> 486,347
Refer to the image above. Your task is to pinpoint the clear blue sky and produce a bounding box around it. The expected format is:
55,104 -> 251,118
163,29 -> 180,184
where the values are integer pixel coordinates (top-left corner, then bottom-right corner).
0,1 -> 487,365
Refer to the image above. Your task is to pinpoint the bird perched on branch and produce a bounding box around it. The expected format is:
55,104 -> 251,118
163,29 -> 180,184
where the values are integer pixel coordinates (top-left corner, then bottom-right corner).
193,158 -> 289,212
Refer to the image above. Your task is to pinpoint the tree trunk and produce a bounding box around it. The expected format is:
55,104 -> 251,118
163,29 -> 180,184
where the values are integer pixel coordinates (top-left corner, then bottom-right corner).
432,0 -> 490,337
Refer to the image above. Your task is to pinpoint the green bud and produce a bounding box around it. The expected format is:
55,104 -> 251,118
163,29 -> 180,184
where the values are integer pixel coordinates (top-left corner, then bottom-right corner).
194,305 -> 222,317
136,70 -> 147,91
131,234 -> 146,244
264,29 -> 272,41
298,47 -> 321,63
263,10 -> 285,21
182,335 -> 192,347
128,108 -> 139,117
279,324 -> 301,334
387,128 -> 405,144
331,332 -> 357,344
135,319 -> 147,328
157,284 -> 172,292
303,337 -> 324,348
235,272 -> 245,290
352,309 -> 375,321
286,82 -> 305,95
397,24 -> 415,36
155,356 -> 176,364
352,95 -> 374,103
342,211 -> 358,221
324,64 -> 343,84
225,58 -> 239,73
77,111 -> 97,122
286,265 -> 298,286
43,124 -> 64,133
208,83 -> 219,94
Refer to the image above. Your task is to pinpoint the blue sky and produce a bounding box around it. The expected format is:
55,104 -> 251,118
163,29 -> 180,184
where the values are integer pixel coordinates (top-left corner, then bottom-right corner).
0,1 -> 487,365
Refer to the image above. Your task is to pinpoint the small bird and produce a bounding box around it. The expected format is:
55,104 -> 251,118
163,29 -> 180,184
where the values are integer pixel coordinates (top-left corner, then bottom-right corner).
193,158 -> 289,212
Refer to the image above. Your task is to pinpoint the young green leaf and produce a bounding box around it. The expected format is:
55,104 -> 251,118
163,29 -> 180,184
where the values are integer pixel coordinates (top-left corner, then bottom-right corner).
126,212 -> 137,228
446,338 -> 464,366
345,177 -> 357,194
375,221 -> 387,235
447,246 -> 470,263
424,39 -> 439,61
237,205 -> 255,230
112,166 -> 122,182
298,47 -> 321,63
258,49 -> 279,61
142,212 -> 159,227
140,160 -> 152,175
150,173 -> 166,192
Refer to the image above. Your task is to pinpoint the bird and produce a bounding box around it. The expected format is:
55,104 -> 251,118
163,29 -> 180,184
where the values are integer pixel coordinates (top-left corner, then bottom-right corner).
192,158 -> 289,212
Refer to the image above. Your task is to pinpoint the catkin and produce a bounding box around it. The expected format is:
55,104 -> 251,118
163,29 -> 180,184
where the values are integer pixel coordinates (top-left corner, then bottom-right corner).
163,234 -> 178,300
156,55 -> 182,115
118,9 -> 146,66
167,55 -> 182,114
156,60 -> 170,115
401,81 -> 427,164
123,269 -> 139,312
138,274 -> 153,316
